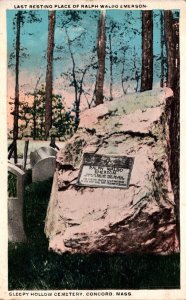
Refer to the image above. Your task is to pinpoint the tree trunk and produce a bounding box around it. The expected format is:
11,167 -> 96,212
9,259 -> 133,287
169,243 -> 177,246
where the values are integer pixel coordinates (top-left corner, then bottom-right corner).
95,11 -> 106,106
165,13 -> 180,244
12,11 -> 22,164
121,48 -> 127,96
164,11 -> 176,89
160,11 -> 165,88
32,98 -> 37,140
140,11 -> 153,92
109,33 -> 113,101
65,28 -> 79,131
45,10 -> 56,140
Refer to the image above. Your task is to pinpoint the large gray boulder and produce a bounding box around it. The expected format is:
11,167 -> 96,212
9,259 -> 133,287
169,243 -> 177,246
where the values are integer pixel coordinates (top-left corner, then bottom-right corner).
45,88 -> 179,254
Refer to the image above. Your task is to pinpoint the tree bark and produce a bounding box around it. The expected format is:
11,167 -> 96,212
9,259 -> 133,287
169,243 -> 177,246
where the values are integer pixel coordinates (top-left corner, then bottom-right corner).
45,10 -> 56,140
164,11 -> 176,89
13,11 -> 22,164
160,11 -> 165,88
109,33 -> 113,101
95,11 -> 106,106
165,13 -> 180,244
140,11 -> 153,92
121,48 -> 127,96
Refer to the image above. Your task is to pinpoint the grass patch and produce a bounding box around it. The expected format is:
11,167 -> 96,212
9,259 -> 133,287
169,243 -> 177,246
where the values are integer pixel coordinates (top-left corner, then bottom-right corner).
8,177 -> 180,290
8,245 -> 180,290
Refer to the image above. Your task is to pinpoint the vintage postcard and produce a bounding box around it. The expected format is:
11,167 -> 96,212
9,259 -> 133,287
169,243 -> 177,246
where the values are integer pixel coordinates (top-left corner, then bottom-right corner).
0,0 -> 186,299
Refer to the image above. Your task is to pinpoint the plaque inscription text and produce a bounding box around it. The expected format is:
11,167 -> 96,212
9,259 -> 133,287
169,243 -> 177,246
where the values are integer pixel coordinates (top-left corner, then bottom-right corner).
77,153 -> 134,189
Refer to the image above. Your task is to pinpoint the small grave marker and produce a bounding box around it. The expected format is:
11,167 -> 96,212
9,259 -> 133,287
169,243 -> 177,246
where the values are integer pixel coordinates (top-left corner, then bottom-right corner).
30,147 -> 57,182
8,162 -> 27,242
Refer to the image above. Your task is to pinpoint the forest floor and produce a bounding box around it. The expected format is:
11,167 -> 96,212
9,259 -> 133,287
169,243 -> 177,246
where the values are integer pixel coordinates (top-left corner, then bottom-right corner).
8,176 -> 180,290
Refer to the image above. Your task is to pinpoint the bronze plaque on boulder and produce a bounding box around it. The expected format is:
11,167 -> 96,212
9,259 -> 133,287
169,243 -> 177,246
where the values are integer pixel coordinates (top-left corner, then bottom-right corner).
77,153 -> 134,189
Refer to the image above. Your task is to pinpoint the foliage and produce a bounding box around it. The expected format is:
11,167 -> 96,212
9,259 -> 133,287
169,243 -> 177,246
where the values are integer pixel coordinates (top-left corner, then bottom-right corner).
7,9 -> 180,139
17,85 -> 75,140
52,93 -> 75,138
8,11 -> 42,68
9,177 -> 180,290
56,10 -> 99,116
105,11 -> 142,96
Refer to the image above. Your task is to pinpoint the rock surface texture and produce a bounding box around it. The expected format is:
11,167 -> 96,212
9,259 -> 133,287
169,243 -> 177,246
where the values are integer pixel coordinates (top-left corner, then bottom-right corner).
45,88 -> 179,254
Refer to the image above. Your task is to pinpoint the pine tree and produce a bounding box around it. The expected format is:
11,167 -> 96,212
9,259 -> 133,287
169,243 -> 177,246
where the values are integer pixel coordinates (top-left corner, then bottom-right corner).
140,11 -> 153,92
8,11 -> 41,162
45,10 -> 56,140
95,11 -> 106,105
164,10 -> 176,89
